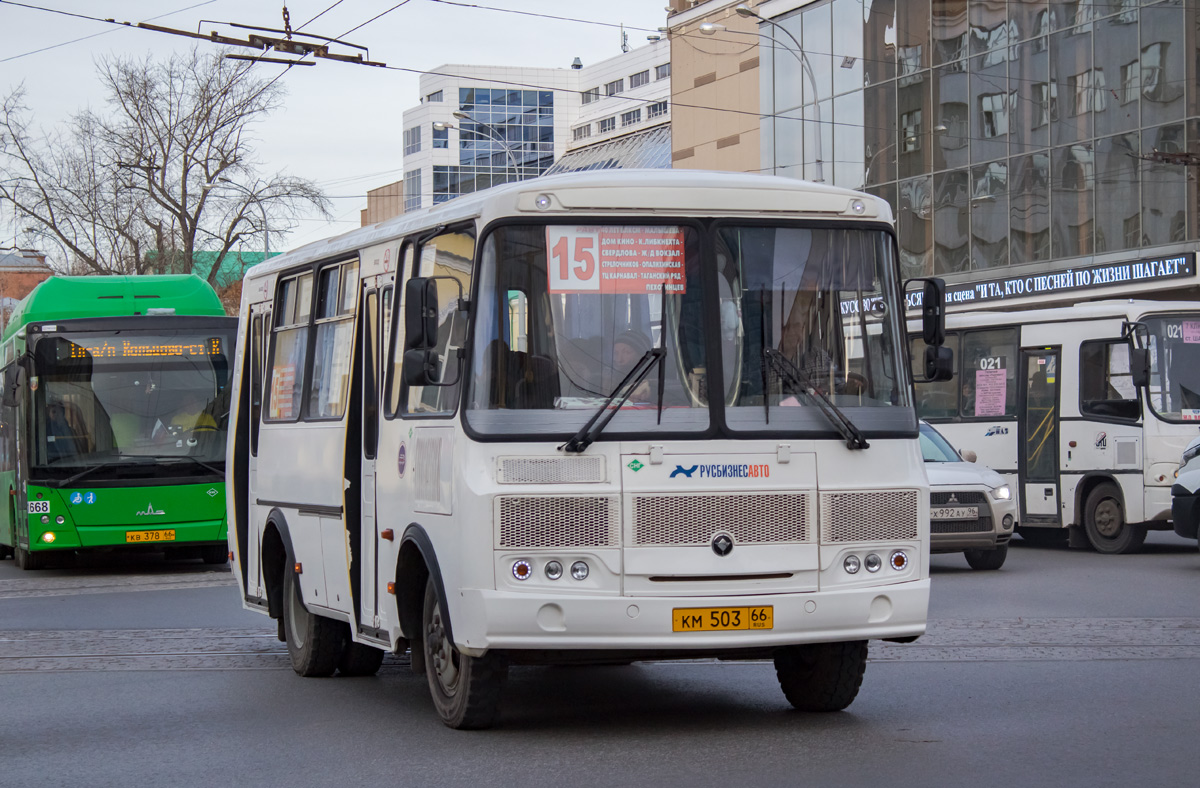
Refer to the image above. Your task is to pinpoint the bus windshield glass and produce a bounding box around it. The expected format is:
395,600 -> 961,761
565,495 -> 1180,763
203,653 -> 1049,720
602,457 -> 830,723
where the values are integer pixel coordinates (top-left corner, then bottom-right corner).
466,223 -> 710,437
28,329 -> 234,476
1143,314 -> 1200,422
717,225 -> 912,434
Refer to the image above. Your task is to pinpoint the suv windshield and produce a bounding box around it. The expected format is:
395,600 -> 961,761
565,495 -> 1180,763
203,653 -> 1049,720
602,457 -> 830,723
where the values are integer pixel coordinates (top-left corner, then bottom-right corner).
1143,314 -> 1200,422
28,328 -> 234,479
919,423 -> 961,462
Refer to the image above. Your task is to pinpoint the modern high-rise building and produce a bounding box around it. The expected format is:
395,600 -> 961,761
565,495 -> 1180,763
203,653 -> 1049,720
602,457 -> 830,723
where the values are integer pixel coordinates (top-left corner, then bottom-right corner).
669,0 -> 1200,308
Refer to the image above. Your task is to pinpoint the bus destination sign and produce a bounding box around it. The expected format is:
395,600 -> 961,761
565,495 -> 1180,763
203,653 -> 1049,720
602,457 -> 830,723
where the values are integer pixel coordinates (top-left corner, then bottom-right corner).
67,337 -> 224,360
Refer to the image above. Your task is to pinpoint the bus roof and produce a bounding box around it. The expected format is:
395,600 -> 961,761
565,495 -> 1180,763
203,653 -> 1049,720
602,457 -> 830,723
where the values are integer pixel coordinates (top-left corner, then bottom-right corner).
919,299 -> 1200,331
247,169 -> 892,282
2,274 -> 226,342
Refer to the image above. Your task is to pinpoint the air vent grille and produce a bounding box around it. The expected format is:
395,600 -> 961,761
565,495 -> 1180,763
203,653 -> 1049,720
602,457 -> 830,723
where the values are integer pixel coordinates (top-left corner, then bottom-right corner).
497,456 -> 606,484
631,493 -> 810,546
820,490 -> 919,542
496,495 -> 619,548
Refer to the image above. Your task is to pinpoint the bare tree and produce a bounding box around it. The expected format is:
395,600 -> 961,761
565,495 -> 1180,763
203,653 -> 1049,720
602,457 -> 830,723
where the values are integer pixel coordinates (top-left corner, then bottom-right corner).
0,47 -> 328,284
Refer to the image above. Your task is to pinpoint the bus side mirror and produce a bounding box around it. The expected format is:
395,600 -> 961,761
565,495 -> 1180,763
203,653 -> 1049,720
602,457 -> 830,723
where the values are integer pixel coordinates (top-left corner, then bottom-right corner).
924,345 -> 954,382
1130,347 -> 1150,388
404,278 -> 439,351
921,279 -> 946,346
2,365 -> 25,408
402,348 -> 439,387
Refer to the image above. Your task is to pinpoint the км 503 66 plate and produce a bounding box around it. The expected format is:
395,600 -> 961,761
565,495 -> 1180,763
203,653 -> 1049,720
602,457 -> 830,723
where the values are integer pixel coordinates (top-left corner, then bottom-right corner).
672,606 -> 773,632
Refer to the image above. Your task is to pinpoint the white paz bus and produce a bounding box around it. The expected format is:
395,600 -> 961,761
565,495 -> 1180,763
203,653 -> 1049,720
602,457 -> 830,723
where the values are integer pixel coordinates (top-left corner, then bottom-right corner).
227,170 -> 949,728
911,298 -> 1200,554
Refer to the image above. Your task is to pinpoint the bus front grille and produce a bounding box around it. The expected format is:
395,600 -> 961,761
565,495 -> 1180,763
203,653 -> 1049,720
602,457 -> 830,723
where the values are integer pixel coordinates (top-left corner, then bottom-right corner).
630,492 -> 812,546
820,490 -> 920,542
496,495 -> 620,548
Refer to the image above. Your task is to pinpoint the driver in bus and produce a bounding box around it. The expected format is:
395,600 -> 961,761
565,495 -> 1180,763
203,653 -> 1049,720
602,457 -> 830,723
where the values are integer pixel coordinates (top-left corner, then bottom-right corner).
612,330 -> 654,402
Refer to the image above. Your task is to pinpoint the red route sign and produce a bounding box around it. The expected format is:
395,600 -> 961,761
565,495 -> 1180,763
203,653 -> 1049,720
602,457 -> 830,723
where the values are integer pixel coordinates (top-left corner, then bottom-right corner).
546,226 -> 686,295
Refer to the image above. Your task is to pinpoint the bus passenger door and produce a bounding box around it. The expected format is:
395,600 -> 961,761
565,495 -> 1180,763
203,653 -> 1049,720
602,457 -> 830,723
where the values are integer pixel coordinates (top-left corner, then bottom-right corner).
247,311 -> 268,602
1019,348 -> 1061,523
359,288 -> 381,631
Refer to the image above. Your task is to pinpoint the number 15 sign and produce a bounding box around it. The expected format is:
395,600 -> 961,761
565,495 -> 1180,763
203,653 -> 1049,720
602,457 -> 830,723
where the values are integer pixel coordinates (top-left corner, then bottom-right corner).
546,225 -> 687,295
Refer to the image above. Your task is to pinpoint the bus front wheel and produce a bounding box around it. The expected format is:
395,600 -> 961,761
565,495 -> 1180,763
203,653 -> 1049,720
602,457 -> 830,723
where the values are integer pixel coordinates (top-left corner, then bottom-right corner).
14,545 -> 46,570
774,640 -> 867,712
422,577 -> 507,729
282,567 -> 343,677
1084,483 -> 1146,555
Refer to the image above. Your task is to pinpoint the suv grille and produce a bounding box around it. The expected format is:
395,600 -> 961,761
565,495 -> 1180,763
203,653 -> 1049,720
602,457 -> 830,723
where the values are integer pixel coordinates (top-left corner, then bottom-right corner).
930,490 -> 994,534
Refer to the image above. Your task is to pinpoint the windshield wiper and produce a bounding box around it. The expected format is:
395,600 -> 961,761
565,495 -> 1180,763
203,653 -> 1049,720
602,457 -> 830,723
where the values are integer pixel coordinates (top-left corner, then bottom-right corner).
50,458 -> 155,489
762,348 -> 870,450
162,456 -> 224,476
559,348 -> 665,454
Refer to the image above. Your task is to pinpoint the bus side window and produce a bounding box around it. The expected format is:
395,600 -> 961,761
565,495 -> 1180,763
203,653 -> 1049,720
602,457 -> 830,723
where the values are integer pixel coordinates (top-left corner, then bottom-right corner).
960,328 -> 1018,419
1080,340 -> 1139,421
249,314 -> 264,456
266,272 -> 313,422
307,259 -> 359,420
911,333 -> 960,419
386,247 -> 414,418
401,228 -> 475,417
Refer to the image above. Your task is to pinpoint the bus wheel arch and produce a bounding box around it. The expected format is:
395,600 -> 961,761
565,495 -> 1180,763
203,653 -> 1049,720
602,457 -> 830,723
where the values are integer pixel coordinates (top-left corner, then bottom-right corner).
261,510 -> 293,620
397,524 -> 443,674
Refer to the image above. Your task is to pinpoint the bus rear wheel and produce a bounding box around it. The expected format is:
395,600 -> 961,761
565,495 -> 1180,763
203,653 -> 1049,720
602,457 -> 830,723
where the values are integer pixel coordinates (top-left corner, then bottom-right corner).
282,567 -> 343,677
422,577 -> 507,729
774,640 -> 867,712
1084,483 -> 1146,554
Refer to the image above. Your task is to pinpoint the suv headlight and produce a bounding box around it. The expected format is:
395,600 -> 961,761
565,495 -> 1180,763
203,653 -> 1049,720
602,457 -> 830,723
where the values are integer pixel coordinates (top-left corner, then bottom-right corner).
989,484 -> 1012,501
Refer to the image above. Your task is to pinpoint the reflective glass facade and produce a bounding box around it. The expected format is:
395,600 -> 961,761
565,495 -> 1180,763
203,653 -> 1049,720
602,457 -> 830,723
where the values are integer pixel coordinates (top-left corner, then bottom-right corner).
761,0 -> 1200,282
432,88 -> 555,204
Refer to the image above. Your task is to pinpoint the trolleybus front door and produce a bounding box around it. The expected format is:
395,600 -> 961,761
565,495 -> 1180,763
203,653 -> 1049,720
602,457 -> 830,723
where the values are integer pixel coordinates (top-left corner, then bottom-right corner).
1019,348 -> 1061,523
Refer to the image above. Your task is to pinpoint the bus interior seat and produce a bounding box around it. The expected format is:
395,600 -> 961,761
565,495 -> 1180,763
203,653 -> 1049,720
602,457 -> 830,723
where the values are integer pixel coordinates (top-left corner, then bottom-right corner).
516,354 -> 560,409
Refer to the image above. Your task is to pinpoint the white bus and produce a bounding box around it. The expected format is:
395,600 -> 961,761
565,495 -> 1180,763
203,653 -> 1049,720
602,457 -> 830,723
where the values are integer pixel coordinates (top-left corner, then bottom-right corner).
227,170 -> 947,728
911,300 -> 1200,554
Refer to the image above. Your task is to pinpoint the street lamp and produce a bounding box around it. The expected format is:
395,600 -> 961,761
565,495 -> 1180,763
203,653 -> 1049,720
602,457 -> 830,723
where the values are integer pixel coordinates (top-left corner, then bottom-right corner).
720,3 -> 823,182
450,110 -> 522,183
219,178 -> 269,260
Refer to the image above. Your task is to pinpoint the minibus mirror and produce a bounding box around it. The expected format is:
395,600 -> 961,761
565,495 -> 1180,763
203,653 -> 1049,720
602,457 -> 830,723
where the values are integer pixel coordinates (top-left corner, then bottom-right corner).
403,348 -> 439,387
921,279 -> 946,346
924,345 -> 954,382
1130,347 -> 1150,388
404,278 -> 439,351
1,364 -> 25,408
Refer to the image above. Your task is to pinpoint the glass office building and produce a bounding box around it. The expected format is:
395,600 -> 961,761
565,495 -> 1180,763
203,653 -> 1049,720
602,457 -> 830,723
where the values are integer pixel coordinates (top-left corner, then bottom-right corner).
759,0 -> 1199,288
431,88 -> 555,204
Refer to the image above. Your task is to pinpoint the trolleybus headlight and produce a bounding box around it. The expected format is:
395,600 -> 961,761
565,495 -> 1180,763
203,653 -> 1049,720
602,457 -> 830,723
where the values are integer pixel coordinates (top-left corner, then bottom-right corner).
990,484 -> 1012,501
40,515 -> 49,524
42,532 -> 56,544
865,553 -> 882,572
570,561 -> 589,581
889,550 -> 909,571
843,555 -> 861,574
544,560 -> 563,580
512,560 -> 532,581
55,516 -> 65,525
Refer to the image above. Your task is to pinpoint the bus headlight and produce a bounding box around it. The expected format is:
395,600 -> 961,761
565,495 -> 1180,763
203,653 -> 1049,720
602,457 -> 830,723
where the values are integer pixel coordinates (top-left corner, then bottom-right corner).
570,561 -> 589,581
41,532 -> 56,544
544,560 -> 563,580
843,555 -> 861,574
990,484 -> 1012,501
865,553 -> 882,572
40,515 -> 49,524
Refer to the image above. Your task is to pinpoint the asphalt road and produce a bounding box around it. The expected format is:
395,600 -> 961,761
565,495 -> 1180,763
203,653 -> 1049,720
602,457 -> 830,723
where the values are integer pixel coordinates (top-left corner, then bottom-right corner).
1,534 -> 1197,788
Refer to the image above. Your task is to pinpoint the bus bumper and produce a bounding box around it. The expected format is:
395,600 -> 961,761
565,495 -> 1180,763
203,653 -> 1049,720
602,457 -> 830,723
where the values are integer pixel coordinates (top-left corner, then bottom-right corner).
456,579 -> 930,653
26,519 -> 227,550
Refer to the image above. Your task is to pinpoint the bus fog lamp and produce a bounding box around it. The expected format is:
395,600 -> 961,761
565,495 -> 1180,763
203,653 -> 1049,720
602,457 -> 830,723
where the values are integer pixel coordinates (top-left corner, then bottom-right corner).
865,553 -> 882,572
570,561 -> 589,581
843,555 -> 861,574
42,532 -> 56,544
889,550 -> 909,571
545,560 -> 563,580
512,560 -> 532,581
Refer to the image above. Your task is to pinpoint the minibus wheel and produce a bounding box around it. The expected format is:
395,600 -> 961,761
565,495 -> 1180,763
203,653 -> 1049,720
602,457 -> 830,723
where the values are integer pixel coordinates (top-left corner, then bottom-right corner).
774,640 -> 867,712
282,567 -> 343,677
422,577 -> 507,729
1084,482 -> 1146,555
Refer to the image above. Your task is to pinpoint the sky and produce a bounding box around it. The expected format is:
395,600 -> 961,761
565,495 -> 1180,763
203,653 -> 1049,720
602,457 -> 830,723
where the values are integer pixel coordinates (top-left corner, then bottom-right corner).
0,0 -> 669,258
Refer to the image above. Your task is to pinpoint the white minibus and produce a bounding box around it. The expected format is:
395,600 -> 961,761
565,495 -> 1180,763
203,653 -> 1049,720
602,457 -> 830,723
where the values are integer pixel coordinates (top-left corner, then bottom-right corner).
228,170 -> 946,727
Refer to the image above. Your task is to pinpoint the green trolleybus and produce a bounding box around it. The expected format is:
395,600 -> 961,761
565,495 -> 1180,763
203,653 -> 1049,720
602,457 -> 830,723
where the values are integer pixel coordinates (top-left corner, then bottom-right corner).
0,275 -> 237,569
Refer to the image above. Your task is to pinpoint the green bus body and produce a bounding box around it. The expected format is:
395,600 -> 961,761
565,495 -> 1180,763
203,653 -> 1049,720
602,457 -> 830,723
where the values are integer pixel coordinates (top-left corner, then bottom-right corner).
1,275 -> 237,567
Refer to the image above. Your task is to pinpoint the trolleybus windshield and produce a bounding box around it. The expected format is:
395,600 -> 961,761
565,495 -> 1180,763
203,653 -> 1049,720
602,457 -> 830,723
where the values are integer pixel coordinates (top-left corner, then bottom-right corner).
27,329 -> 234,478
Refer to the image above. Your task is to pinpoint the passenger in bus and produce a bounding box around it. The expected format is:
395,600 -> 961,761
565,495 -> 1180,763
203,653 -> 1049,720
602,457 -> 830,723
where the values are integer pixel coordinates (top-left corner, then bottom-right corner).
154,392 -> 217,443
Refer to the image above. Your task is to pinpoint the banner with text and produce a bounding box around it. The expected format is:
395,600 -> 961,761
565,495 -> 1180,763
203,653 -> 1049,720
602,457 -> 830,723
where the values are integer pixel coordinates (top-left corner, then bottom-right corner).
547,226 -> 687,295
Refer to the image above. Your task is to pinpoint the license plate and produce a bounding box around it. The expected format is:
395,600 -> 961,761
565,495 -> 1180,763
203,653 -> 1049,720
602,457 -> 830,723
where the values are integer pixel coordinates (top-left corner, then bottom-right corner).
126,530 -> 176,544
931,506 -> 978,520
672,606 -> 773,632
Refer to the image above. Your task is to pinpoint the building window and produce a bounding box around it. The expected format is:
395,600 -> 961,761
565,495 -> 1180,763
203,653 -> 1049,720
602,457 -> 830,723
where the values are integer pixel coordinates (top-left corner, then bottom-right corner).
621,109 -> 641,127
572,124 -> 591,141
1120,61 -> 1139,104
979,94 -> 1009,138
630,70 -> 649,89
647,101 -> 668,119
581,87 -> 599,105
598,116 -> 616,134
1069,70 -> 1107,116
1032,83 -> 1052,127
426,90 -> 443,103
655,63 -> 670,80
901,110 -> 922,152
605,79 -> 624,97
403,126 -> 421,156
404,169 -> 421,212
432,123 -> 448,149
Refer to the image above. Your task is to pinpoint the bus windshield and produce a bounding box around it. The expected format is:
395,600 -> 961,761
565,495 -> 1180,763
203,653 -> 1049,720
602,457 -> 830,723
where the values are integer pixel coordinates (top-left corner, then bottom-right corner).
1143,314 -> 1200,422
28,329 -> 234,477
466,223 -> 709,437
465,222 -> 913,440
